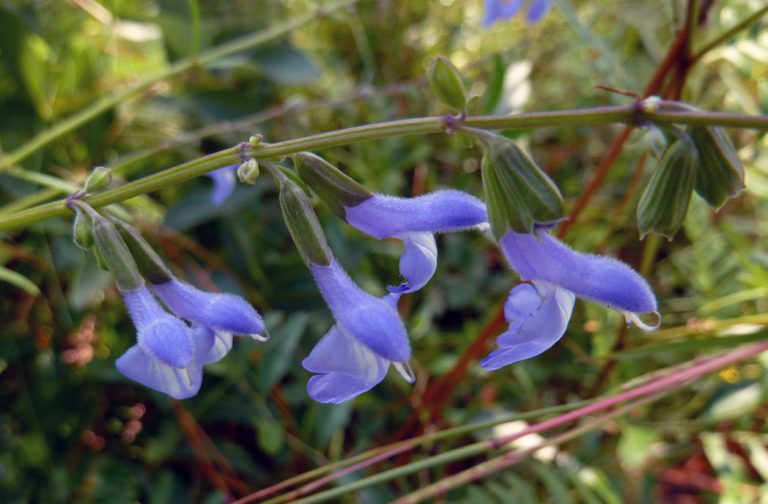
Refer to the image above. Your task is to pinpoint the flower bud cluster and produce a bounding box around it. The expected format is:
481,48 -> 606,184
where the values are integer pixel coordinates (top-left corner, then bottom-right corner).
636,124 -> 745,240
68,199 -> 265,399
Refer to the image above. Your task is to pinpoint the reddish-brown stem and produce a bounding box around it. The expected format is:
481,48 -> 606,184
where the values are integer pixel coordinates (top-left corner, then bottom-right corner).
172,401 -> 234,498
395,339 -> 768,503
557,8 -> 695,240
392,300 -> 506,441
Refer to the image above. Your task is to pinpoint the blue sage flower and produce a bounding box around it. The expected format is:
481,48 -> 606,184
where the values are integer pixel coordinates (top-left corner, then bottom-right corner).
345,190 -> 488,293
115,285 -> 213,399
152,277 -> 267,363
481,281 -> 574,370
302,260 -> 414,403
482,230 -> 659,370
206,164 -> 238,205
483,0 -> 551,27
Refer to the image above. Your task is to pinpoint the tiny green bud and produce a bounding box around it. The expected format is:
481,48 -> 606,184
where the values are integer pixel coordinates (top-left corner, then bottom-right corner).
111,218 -> 172,285
637,139 -> 699,240
90,212 -> 144,290
249,134 -> 263,147
237,158 -> 260,185
84,166 -> 112,193
294,152 -> 373,219
690,126 -> 745,210
428,56 -> 467,112
279,179 -> 333,266
72,210 -> 93,250
479,133 -> 564,237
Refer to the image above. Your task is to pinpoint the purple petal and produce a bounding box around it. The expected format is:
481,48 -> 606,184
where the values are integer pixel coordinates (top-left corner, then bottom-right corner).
483,0 -> 524,27
388,232 -> 437,294
481,282 -> 574,370
303,326 -> 389,403
499,231 -> 657,315
345,190 -> 487,240
121,286 -> 194,368
526,0 -> 551,23
152,278 -> 266,339
202,330 -> 234,364
310,260 -> 410,362
206,165 -> 238,206
116,345 -> 203,399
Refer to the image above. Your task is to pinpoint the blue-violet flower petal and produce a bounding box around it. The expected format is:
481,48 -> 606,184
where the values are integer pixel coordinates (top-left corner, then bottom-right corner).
122,286 -> 194,368
206,164 -> 238,206
481,281 -> 575,370
310,260 -> 410,362
152,277 -> 266,340
499,230 -> 658,317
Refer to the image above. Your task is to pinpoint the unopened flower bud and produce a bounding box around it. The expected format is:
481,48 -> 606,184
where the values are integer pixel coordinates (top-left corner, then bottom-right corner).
110,218 -> 172,285
637,139 -> 699,240
72,211 -> 93,250
279,179 -> 332,266
92,246 -> 110,272
690,126 -> 745,210
84,167 -> 112,193
90,211 -> 144,290
428,56 -> 467,112
293,152 -> 373,219
237,158 -> 260,185
479,133 -> 564,237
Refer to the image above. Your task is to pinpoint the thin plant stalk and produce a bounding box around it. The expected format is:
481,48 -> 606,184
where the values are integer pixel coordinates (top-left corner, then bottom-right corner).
3,106 -> 768,233
394,392 -> 668,504
237,400 -> 595,503
271,340 -> 768,503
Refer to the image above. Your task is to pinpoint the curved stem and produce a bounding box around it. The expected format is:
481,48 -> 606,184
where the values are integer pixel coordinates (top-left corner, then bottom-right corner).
692,5 -> 768,62
2,106 -> 768,233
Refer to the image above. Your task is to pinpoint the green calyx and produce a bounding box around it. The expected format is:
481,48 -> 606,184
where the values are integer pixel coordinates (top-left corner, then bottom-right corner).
293,152 -> 372,219
428,56 -> 467,112
479,133 -> 564,237
690,126 -> 745,210
110,218 -> 173,285
278,178 -> 333,267
72,210 -> 93,250
637,139 -> 699,240
89,210 -> 144,291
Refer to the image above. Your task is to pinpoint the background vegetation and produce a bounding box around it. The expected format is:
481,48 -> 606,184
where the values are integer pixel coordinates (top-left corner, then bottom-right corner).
1,0 -> 767,502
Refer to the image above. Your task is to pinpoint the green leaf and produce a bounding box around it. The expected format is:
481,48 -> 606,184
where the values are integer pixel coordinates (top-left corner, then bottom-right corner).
255,416 -> 285,456
0,265 -> 39,295
531,461 -> 574,503
700,381 -> 764,422
253,45 -> 321,85
258,313 -> 307,391
617,425 -> 658,469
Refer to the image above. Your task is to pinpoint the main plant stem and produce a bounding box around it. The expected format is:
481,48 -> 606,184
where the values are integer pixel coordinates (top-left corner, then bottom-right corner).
1,105 -> 767,233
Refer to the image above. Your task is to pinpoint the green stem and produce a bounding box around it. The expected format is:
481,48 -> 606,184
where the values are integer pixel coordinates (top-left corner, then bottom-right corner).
0,79 -> 418,217
4,168 -> 79,194
0,146 -> 240,232
692,5 -> 768,62
0,0 -> 360,172
3,106 -> 768,233
187,0 -> 202,56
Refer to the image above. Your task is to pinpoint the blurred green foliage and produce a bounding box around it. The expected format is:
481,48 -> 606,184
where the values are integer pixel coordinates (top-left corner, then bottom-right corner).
1,0 -> 768,502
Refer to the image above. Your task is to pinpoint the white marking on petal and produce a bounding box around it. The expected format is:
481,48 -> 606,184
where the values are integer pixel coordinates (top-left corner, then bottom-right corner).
624,311 -> 662,331
393,362 -> 415,383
